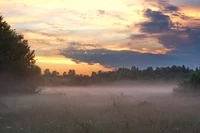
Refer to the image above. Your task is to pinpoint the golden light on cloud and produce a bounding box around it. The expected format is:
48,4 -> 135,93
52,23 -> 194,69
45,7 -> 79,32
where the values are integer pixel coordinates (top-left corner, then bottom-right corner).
106,46 -> 171,54
138,48 -> 171,54
105,37 -> 172,54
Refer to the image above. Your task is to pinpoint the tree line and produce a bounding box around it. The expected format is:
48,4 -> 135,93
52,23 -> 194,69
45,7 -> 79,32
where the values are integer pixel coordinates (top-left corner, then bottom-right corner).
42,65 -> 194,86
174,68 -> 200,93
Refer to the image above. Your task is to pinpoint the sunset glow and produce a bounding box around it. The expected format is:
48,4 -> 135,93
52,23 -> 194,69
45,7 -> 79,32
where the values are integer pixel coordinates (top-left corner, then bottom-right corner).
1,0 -> 200,74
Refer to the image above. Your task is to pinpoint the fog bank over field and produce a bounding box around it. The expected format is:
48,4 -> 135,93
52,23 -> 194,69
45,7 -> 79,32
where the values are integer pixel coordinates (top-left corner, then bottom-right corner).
0,82 -> 175,110
2,82 -> 200,133
42,82 -> 175,96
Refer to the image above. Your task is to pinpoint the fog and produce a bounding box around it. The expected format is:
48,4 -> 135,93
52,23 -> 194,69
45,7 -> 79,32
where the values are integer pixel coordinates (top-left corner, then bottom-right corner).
0,82 -> 179,110
2,83 -> 200,133
43,82 -> 174,95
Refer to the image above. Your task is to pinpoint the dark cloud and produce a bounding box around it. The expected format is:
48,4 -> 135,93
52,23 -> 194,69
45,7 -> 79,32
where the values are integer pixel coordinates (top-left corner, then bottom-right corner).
157,0 -> 179,12
157,32 -> 185,48
61,48 -> 199,68
158,27 -> 200,48
144,9 -> 170,22
164,5 -> 179,12
132,0 -> 200,59
156,31 -> 199,57
144,0 -> 199,21
138,9 -> 172,33
143,0 -> 179,13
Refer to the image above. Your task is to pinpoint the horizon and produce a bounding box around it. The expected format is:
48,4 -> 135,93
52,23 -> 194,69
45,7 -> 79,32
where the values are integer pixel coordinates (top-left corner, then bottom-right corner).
1,0 -> 200,74
42,65 -> 197,76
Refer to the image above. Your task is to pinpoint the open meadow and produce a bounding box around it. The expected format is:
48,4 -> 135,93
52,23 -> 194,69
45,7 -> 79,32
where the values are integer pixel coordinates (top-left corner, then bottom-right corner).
1,83 -> 200,133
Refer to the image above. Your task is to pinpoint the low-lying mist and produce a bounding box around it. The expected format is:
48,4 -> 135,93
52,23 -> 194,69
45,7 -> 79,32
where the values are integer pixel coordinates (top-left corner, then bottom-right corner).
43,82 -> 174,95
1,82 -> 200,133
0,83 -> 173,109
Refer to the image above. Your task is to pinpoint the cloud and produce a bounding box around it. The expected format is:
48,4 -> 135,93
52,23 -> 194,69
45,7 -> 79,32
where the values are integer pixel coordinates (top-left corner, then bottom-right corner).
157,0 -> 179,12
131,0 -> 200,59
138,8 -> 173,33
156,27 -> 199,47
98,10 -> 106,15
61,48 -> 199,68
97,9 -> 127,21
144,0 -> 179,12
144,0 -> 200,21
129,34 -> 149,40
164,5 -> 179,12
67,42 -> 102,50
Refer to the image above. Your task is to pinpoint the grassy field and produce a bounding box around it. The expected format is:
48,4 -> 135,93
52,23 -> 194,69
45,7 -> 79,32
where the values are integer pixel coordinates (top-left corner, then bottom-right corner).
1,89 -> 200,133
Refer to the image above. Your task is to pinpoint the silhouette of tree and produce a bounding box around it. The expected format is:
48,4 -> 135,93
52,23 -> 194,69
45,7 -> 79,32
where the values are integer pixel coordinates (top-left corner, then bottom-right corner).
0,16 -> 37,76
52,70 -> 59,77
63,72 -> 67,77
0,15 -> 41,93
189,69 -> 200,87
68,69 -> 76,77
44,69 -> 51,77
42,65 -> 194,86
174,68 -> 200,93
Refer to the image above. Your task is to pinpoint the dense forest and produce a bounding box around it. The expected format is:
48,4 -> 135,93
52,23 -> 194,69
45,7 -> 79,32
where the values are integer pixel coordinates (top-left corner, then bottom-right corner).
0,14 -> 200,94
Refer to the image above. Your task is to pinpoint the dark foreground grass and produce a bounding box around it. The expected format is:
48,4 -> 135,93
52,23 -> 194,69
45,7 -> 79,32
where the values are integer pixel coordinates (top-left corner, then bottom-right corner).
1,94 -> 200,133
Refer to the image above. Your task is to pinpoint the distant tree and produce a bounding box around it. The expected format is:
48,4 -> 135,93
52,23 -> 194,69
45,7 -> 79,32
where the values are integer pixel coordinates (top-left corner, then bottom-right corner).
174,69 -> 200,93
68,69 -> 76,77
0,15 -> 41,94
42,65 -> 193,87
189,70 -> 200,88
143,67 -> 154,79
44,69 -> 51,77
181,65 -> 186,72
91,71 -> 97,77
131,66 -> 140,80
63,72 -> 67,77
52,70 -> 59,77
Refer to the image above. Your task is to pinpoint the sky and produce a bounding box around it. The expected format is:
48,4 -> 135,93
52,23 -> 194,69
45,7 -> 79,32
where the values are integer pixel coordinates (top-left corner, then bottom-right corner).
1,0 -> 200,75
